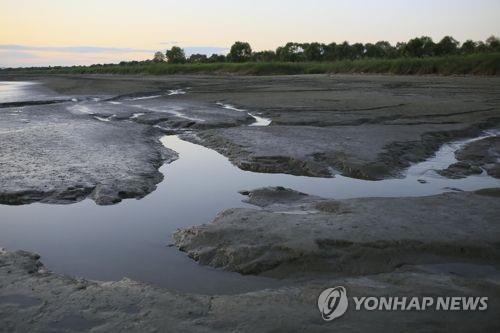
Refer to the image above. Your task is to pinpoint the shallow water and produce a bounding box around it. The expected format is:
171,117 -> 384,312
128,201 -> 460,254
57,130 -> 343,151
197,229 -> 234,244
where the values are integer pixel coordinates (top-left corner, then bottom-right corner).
1,134 -> 498,294
0,137 -> 285,294
0,81 -> 39,103
1,81 -> 499,295
217,102 -> 272,126
0,81 -> 66,104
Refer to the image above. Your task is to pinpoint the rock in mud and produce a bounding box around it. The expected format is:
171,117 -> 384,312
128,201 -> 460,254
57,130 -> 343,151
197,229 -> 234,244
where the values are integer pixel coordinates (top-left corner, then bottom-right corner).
439,136 -> 500,179
239,186 -> 316,207
174,188 -> 500,277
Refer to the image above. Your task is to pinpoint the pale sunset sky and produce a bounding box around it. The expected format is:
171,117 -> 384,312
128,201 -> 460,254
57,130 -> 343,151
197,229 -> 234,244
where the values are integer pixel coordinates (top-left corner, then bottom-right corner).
1,0 -> 499,67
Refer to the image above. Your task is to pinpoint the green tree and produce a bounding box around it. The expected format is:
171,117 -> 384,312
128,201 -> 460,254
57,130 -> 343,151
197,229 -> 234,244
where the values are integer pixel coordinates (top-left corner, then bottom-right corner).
475,41 -> 489,53
228,41 -> 252,62
365,43 -> 382,58
153,51 -> 165,62
403,38 -> 423,57
303,43 -> 324,61
435,36 -> 459,56
395,42 -> 407,57
275,46 -> 286,61
375,41 -> 396,58
188,54 -> 208,63
323,43 -> 338,61
276,43 -> 305,62
405,36 -> 435,57
207,54 -> 226,63
351,43 -> 365,59
486,35 -> 500,52
337,41 -> 352,60
251,50 -> 277,62
461,40 -> 477,54
166,46 -> 186,64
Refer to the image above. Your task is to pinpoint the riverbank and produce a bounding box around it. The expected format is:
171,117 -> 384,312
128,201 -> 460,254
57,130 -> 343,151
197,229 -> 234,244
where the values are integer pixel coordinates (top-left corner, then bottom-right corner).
2,53 -> 499,76
174,187 -> 500,277
2,244 -> 499,332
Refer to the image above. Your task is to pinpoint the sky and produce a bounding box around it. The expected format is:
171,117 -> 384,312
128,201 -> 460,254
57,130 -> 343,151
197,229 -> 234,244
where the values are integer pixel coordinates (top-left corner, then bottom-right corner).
1,0 -> 499,67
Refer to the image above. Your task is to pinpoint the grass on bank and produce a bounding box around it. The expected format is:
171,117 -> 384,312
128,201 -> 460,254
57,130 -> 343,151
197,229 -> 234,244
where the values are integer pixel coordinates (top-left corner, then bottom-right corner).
2,53 -> 499,76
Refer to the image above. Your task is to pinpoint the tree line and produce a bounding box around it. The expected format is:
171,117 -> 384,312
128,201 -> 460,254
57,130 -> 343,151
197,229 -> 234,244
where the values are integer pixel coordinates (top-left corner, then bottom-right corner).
151,36 -> 500,64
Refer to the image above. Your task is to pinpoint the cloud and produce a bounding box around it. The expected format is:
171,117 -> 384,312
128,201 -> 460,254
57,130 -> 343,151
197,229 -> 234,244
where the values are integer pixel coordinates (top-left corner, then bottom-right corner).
183,46 -> 228,56
159,41 -> 181,45
0,49 -> 151,68
0,44 -> 229,67
0,50 -> 39,60
157,44 -> 228,55
0,44 -> 153,54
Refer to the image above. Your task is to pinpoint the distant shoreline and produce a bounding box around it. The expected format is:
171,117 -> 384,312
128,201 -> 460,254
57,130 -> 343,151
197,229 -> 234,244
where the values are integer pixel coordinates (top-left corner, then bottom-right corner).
2,53 -> 499,76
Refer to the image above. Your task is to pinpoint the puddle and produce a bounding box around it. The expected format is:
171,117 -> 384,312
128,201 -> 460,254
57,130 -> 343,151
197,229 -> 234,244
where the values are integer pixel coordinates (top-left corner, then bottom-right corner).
126,89 -> 186,101
95,115 -> 115,122
0,81 -> 67,104
128,95 -> 163,101
217,103 -> 272,126
168,89 -> 187,96
407,129 -> 500,178
249,113 -> 272,126
130,113 -> 145,119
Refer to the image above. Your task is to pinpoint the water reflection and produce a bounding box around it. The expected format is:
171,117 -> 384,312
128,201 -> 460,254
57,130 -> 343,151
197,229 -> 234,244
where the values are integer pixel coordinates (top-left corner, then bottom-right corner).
1,134 -> 498,294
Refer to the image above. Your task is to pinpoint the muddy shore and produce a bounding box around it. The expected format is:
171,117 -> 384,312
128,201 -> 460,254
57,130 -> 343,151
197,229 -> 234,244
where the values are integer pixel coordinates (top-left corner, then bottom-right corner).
1,74 -> 500,331
174,187 -> 500,277
0,102 -> 177,205
4,74 -> 499,182
2,245 -> 499,332
439,136 -> 500,179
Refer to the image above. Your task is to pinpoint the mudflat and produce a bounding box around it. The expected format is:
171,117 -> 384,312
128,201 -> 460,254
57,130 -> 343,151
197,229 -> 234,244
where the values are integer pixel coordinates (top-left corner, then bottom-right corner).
174,187 -> 500,277
10,74 -> 500,180
0,102 -> 176,205
1,74 -> 500,332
